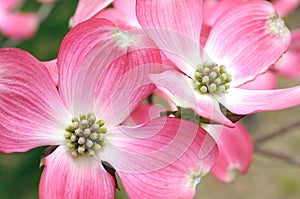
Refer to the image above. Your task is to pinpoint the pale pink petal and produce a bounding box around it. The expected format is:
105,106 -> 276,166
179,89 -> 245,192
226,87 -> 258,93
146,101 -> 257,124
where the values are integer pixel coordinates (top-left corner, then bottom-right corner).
93,29 -> 162,126
70,0 -> 113,27
0,48 -> 70,153
150,70 -> 234,127
214,87 -> 300,115
0,12 -> 39,40
39,146 -> 115,199
114,0 -> 139,27
205,1 -> 291,87
102,117 -> 218,174
210,122 -> 253,182
272,0 -> 300,17
43,59 -> 58,85
239,71 -> 277,90
0,0 -> 21,10
117,119 -> 218,199
136,0 -> 203,77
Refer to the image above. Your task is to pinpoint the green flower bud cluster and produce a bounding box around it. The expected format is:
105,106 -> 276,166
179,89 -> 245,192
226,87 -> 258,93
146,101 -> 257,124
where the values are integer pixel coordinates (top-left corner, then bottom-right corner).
194,62 -> 232,94
64,113 -> 107,157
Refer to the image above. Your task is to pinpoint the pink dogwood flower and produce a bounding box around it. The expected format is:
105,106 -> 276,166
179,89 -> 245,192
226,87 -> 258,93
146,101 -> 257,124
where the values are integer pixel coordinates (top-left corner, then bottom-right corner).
136,0 -> 300,126
0,0 -> 39,40
0,18 -> 218,199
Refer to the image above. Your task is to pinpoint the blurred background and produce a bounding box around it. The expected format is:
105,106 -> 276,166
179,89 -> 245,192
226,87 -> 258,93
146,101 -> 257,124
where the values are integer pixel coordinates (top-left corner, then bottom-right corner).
0,0 -> 300,198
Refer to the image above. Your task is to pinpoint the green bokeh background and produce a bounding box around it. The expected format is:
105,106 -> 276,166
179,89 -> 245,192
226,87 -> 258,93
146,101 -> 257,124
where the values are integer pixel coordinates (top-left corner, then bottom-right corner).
0,1 -> 300,199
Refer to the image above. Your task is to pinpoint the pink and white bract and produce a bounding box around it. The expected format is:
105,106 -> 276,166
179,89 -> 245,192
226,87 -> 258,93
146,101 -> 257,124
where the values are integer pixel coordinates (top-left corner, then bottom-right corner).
136,0 -> 300,126
0,18 -> 218,199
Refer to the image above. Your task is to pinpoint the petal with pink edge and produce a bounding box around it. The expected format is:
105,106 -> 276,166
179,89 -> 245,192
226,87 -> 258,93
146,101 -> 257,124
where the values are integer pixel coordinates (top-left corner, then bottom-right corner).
149,70 -> 233,127
93,30 -> 162,126
39,146 -> 116,199
58,18 -> 129,114
205,1 -> 291,87
209,122 -> 253,182
214,87 -> 300,115
117,119 -> 218,199
0,48 -> 70,153
70,0 -> 113,27
136,0 -> 203,77
0,13 -> 39,40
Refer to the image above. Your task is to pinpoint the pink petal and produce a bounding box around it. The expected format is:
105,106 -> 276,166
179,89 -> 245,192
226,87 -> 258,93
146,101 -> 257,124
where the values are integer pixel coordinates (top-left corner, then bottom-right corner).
275,29 -> 300,78
70,0 -> 113,27
272,0 -> 300,17
39,146 -> 115,199
117,119 -> 218,199
102,117 -> 218,173
239,71 -> 277,90
210,122 -> 253,182
94,8 -> 128,29
43,59 -> 58,86
203,0 -> 243,26
123,104 -> 165,126
0,12 -> 39,40
0,48 -> 70,153
205,1 -> 291,87
136,0 -> 203,77
150,70 -> 234,127
114,0 -> 140,27
214,87 -> 300,115
58,18 -> 127,114
93,31 -> 162,126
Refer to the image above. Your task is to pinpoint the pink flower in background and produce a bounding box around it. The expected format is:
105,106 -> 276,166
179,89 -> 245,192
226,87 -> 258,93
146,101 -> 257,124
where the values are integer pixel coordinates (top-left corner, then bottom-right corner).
0,0 -> 39,40
136,0 -> 300,126
207,122 -> 253,182
0,18 -> 218,199
275,29 -> 300,78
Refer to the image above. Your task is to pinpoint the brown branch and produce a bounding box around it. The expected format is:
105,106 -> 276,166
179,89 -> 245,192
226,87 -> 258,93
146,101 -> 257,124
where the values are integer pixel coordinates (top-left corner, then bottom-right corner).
254,145 -> 300,166
254,120 -> 300,144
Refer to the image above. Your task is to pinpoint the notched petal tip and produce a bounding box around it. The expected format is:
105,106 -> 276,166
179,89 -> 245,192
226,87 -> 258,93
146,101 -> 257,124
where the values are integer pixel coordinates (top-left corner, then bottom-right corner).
112,28 -> 139,49
267,12 -> 289,36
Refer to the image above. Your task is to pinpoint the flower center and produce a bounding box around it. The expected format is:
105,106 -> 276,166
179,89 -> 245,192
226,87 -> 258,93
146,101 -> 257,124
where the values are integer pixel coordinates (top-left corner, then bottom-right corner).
193,62 -> 232,94
64,113 -> 107,157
